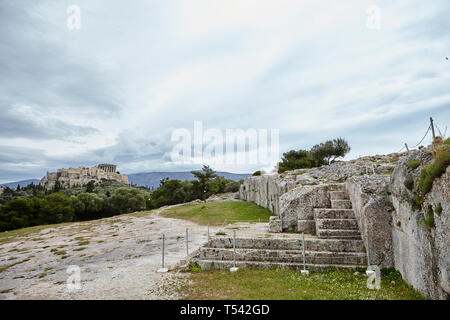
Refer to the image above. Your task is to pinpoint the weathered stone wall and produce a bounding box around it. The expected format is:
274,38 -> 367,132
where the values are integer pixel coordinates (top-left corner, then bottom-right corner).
346,175 -> 394,268
390,149 -> 449,300
239,173 -> 298,215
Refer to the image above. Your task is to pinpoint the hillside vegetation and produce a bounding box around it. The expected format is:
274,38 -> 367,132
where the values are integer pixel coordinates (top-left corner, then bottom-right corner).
161,201 -> 274,225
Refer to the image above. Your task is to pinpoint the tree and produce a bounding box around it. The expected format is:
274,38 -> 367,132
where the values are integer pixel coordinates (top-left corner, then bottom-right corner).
311,137 -> 351,164
85,180 -> 96,193
278,150 -> 321,173
191,165 -> 218,200
53,180 -> 62,193
74,192 -> 104,220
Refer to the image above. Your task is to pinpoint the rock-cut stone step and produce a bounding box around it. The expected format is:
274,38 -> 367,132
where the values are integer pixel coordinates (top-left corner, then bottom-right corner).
329,191 -> 349,200
331,199 -> 352,209
198,247 -> 367,265
190,259 -> 365,271
316,218 -> 359,230
206,237 -> 366,252
316,229 -> 362,239
314,208 -> 356,219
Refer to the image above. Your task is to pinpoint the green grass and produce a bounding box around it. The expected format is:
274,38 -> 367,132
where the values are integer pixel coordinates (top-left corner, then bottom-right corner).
418,145 -> 450,194
404,177 -> 414,191
182,268 -> 426,300
407,159 -> 420,169
161,201 -> 275,225
0,258 -> 30,273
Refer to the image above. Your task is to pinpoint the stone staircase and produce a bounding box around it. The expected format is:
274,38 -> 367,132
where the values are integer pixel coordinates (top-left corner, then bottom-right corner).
189,184 -> 367,271
314,186 -> 362,240
190,236 -> 367,271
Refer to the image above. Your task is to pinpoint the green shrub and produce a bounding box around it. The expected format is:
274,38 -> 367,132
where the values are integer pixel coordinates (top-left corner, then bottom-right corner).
404,177 -> 414,191
408,159 -> 420,169
418,145 -> 450,194
411,195 -> 423,211
252,170 -> 263,176
435,203 -> 442,216
444,138 -> 450,145
423,205 -> 435,229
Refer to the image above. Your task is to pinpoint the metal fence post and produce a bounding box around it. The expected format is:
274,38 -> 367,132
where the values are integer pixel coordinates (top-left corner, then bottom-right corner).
207,223 -> 210,242
301,232 -> 309,275
230,230 -> 238,272
157,234 -> 168,273
186,228 -> 189,256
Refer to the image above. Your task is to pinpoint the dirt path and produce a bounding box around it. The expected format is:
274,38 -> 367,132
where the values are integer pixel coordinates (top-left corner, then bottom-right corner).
0,204 -> 222,300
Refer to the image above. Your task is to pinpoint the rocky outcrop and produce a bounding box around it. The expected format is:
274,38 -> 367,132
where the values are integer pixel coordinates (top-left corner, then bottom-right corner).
389,148 -> 449,300
240,147 -> 449,299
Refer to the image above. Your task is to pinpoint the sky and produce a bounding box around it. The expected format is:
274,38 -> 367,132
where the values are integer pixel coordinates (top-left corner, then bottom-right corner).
0,0 -> 449,183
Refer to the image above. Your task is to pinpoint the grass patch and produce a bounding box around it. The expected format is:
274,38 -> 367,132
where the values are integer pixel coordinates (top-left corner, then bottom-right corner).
407,159 -> 420,169
161,201 -> 275,225
423,205 -> 435,229
50,248 -> 67,256
182,268 -> 426,300
0,258 -> 30,273
411,195 -> 423,211
77,240 -> 90,246
418,145 -> 450,194
0,222 -> 71,245
435,203 -> 442,216
404,178 -> 414,191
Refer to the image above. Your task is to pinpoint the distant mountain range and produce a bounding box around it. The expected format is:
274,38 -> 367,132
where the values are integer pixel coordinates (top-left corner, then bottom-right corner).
1,179 -> 41,189
1,172 -> 250,190
127,171 -> 250,189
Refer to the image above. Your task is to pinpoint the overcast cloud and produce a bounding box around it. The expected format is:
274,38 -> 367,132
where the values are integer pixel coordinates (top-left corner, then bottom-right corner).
0,0 -> 449,183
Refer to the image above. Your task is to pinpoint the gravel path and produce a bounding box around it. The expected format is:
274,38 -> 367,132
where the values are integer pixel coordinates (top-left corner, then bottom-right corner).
0,205 -> 222,300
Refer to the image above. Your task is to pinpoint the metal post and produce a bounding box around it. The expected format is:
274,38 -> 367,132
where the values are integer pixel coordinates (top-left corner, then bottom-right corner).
430,117 -> 436,139
230,230 -> 238,272
162,234 -> 165,268
186,228 -> 189,256
258,218 -> 261,223
157,234 -> 168,273
233,230 -> 236,267
405,143 -> 409,152
366,234 -> 371,267
207,223 -> 210,242
225,218 -> 227,226
301,232 -> 309,275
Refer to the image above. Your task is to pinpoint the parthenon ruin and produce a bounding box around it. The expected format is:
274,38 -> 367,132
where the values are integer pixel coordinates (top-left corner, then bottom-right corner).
40,164 -> 128,188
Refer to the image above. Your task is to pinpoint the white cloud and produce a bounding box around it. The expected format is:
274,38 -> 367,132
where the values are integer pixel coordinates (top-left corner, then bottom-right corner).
0,0 -> 449,181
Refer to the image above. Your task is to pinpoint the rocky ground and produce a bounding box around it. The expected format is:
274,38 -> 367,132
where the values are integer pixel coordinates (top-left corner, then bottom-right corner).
0,204 -> 223,300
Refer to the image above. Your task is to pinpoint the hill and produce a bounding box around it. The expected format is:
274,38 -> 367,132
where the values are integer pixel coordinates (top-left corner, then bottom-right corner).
1,179 -> 41,189
127,171 -> 250,189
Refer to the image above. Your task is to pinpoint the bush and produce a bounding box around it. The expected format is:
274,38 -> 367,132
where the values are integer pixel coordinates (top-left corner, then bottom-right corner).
404,177 -> 414,190
278,150 -> 321,173
424,205 -> 435,229
435,203 -> 442,216
411,195 -> 423,211
408,159 -> 420,169
252,170 -> 263,176
418,145 -> 450,194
